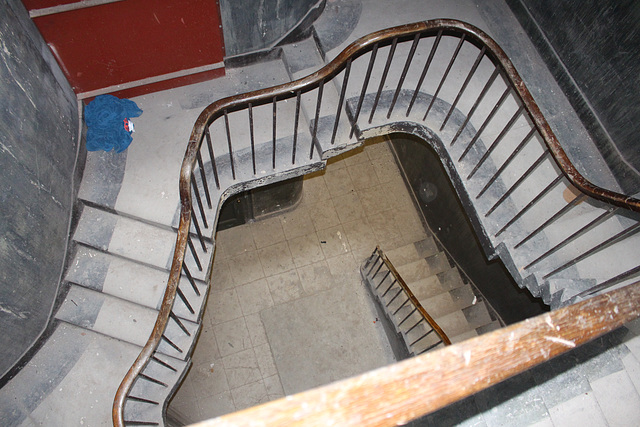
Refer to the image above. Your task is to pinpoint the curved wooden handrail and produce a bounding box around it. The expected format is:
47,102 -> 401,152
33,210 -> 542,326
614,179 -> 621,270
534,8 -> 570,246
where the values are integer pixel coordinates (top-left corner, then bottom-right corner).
114,19 -> 640,426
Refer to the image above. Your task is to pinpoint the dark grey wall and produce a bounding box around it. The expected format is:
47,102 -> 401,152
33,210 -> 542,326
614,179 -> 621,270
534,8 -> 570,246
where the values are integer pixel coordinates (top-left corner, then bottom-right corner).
220,0 -> 325,56
507,0 -> 640,193
0,0 -> 80,378
391,135 -> 547,324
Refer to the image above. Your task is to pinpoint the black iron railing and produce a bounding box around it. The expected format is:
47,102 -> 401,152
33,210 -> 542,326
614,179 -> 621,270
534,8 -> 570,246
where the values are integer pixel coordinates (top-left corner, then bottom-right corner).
114,19 -> 640,426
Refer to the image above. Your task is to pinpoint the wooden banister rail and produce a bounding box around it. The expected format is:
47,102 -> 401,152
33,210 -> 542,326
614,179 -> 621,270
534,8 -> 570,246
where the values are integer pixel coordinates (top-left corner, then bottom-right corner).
373,246 -> 451,346
190,280 -> 640,427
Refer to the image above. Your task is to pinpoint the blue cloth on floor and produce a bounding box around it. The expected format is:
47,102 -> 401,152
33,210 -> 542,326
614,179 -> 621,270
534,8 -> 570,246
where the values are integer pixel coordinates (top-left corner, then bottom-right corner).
85,94 -> 143,153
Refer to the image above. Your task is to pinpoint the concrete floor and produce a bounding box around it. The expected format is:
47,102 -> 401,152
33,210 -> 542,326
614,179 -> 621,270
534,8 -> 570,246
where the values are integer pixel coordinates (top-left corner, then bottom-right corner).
169,138 -> 427,422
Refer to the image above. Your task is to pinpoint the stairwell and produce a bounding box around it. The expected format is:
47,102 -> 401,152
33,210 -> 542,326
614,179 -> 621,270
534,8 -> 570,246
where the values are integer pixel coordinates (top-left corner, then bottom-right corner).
2,1 -> 640,426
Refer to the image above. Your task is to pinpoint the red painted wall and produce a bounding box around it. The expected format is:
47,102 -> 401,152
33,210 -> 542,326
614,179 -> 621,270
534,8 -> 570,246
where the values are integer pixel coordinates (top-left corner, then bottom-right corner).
29,0 -> 225,96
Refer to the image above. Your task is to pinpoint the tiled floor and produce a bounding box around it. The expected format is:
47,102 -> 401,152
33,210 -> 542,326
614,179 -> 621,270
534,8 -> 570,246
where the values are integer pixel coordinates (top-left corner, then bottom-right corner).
169,137 -> 430,422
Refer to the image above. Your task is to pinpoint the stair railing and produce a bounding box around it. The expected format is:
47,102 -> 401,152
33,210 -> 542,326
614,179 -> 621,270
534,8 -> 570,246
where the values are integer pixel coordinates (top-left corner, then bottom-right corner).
362,246 -> 451,355
114,19 -> 640,426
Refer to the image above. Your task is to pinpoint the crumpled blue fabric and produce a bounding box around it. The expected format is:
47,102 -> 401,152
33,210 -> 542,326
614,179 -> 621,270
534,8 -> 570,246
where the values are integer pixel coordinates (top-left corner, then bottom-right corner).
85,94 -> 143,153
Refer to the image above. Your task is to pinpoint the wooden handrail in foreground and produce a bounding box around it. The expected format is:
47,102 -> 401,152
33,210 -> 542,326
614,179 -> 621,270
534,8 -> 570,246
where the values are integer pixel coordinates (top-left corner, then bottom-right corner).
190,281 -> 640,427
374,246 -> 451,346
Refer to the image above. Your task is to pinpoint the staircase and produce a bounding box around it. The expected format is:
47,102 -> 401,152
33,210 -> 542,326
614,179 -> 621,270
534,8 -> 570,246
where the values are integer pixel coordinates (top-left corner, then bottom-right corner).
3,15 -> 640,427
362,241 -> 501,357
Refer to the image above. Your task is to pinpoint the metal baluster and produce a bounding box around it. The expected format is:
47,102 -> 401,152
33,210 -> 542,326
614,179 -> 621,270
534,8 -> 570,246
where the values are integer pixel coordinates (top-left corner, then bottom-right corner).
351,43 -> 379,138
292,90 -> 301,164
150,355 -> 177,372
407,30 -> 442,116
381,278 -> 398,297
272,97 -> 277,169
386,288 -> 404,307
451,67 -> 500,146
458,86 -> 511,162
127,396 -> 159,405
332,60 -> 352,145
525,208 -> 617,270
139,373 -> 168,387
405,317 -> 425,335
495,175 -> 563,237
375,271 -> 393,291
467,104 -> 524,180
366,252 -> 382,275
190,210 -> 206,252
182,263 -> 201,296
223,110 -> 236,180
485,149 -> 550,216
369,38 -> 398,123
248,103 -> 257,175
169,312 -> 191,336
423,34 -> 466,121
187,235 -> 202,271
477,127 -> 536,199
398,307 -> 418,327
191,179 -> 208,229
196,151 -> 212,208
176,285 -> 195,315
388,34 -> 420,118
310,80 -> 324,160
514,194 -> 587,249
161,335 -> 183,354
578,265 -> 640,298
410,328 -> 435,347
204,127 -> 220,189
392,297 -> 411,315
543,222 -> 640,279
441,46 -> 487,130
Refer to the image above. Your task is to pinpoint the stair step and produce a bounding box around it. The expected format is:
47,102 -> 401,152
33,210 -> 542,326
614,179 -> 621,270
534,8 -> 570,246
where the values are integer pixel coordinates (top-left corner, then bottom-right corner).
449,329 -> 478,344
436,267 -> 467,291
65,246 -> 208,323
73,205 -> 208,281
395,252 -> 450,283
414,236 -> 440,259
407,275 -> 445,300
434,310 -> 475,339
124,353 -> 190,425
462,301 -> 494,329
281,36 -> 326,79
385,243 -> 422,267
56,285 -> 199,360
0,322 -> 141,426
420,292 -> 459,319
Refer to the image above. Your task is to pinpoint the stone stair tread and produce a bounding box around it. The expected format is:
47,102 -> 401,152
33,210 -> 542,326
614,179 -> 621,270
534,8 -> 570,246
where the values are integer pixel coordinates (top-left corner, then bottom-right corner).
407,275 -> 446,300
434,310 -> 475,339
73,205 -> 207,281
385,243 -> 422,268
56,285 -> 199,360
436,267 -> 467,291
65,245 -> 207,323
475,320 -> 502,335
449,284 -> 478,311
462,301 -> 494,329
419,292 -> 458,320
449,329 -> 479,344
0,322 -> 140,427
414,236 -> 440,259
395,252 -> 450,283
